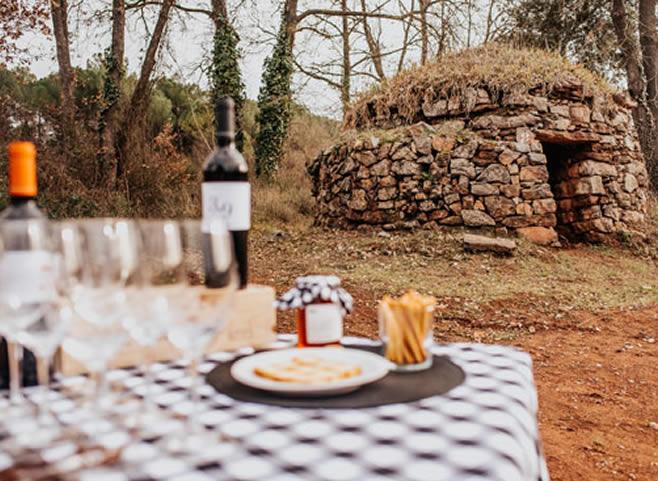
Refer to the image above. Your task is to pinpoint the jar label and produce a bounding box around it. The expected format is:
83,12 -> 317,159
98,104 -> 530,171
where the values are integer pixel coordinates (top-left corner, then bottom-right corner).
202,182 -> 251,231
305,304 -> 343,344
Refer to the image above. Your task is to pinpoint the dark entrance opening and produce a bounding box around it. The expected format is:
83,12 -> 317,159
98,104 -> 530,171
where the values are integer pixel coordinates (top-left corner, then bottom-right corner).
540,141 -> 591,239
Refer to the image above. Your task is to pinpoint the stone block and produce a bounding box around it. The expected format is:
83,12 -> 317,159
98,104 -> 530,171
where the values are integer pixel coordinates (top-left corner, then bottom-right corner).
516,203 -> 533,216
477,164 -> 511,183
462,209 -> 496,226
378,187 -> 397,201
450,158 -> 476,178
444,193 -> 460,205
570,105 -> 591,123
463,234 -> 516,255
370,159 -> 391,176
379,174 -> 396,186
550,104 -> 570,117
528,153 -> 547,165
392,160 -> 422,176
522,183 -> 552,200
520,166 -> 549,182
440,216 -> 463,225
355,151 -> 378,166
570,160 -> 617,178
423,99 -> 448,117
499,149 -> 521,165
533,199 -> 557,214
624,173 -> 639,192
347,190 -> 368,211
471,183 -> 499,196
500,184 -> 522,198
453,140 -> 478,158
484,196 -> 516,220
419,200 -> 436,212
432,136 -> 456,153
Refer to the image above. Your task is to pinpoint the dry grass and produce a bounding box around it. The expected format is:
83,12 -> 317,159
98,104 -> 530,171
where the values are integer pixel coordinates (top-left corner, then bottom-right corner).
251,106 -> 339,228
252,224 -> 658,316
345,43 -> 615,130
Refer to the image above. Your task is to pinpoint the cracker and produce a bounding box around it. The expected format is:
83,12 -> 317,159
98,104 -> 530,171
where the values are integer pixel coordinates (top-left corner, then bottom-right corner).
254,356 -> 362,384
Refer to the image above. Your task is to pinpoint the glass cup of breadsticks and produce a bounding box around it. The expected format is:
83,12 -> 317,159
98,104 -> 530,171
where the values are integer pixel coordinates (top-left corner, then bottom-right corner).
378,291 -> 436,372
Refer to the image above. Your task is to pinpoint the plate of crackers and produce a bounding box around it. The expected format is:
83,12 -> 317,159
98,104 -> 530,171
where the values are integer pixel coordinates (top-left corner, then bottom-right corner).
230,348 -> 393,396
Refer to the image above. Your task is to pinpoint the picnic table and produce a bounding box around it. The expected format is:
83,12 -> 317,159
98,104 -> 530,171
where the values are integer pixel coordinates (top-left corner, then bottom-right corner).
0,336 -> 549,481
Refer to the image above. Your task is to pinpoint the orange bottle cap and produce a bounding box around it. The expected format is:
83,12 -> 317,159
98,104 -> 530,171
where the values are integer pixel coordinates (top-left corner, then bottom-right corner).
8,141 -> 37,197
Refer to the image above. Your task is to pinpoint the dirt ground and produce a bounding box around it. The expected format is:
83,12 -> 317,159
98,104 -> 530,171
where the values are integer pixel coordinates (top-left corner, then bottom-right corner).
251,224 -> 658,481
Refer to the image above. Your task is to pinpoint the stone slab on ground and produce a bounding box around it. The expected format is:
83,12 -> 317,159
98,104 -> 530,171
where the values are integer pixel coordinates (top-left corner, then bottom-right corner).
463,233 -> 517,255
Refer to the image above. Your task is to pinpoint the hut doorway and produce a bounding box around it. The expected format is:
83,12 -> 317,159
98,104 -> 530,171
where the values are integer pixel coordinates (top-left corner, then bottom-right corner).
541,141 -> 590,238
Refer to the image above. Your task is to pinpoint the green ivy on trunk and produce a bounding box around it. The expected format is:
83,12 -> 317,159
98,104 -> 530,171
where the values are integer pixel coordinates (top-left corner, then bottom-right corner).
210,17 -> 245,150
255,13 -> 293,179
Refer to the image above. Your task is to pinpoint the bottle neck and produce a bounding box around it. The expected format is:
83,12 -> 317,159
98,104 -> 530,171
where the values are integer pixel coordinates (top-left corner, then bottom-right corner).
9,195 -> 37,205
216,135 -> 235,148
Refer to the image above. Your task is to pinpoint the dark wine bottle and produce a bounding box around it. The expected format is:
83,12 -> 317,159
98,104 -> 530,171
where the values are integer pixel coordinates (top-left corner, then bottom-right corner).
0,141 -> 44,390
202,97 -> 250,289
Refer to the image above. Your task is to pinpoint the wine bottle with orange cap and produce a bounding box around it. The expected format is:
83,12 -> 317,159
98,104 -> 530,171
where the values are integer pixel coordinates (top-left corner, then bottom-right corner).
0,141 -> 49,391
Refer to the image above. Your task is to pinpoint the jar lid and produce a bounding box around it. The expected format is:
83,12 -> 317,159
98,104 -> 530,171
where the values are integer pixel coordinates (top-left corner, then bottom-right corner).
276,275 -> 353,313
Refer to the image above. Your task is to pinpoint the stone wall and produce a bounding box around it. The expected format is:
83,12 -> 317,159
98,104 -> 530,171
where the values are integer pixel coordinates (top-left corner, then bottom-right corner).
310,88 -> 648,241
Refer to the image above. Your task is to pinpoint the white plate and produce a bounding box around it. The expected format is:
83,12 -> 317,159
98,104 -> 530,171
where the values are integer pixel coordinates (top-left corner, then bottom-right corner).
230,348 -> 393,397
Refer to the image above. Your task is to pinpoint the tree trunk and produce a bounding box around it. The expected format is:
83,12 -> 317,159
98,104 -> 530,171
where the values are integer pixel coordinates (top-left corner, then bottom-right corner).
211,0 -> 227,19
98,0 -> 125,186
611,0 -> 658,187
420,0 -> 429,64
639,0 -> 658,116
116,0 -> 175,184
341,0 -> 350,113
359,0 -> 385,81
285,0 -> 299,50
50,0 -> 76,140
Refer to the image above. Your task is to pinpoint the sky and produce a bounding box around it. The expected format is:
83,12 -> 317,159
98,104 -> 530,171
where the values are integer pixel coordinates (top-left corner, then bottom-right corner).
16,1 -> 499,118
19,0 -> 341,116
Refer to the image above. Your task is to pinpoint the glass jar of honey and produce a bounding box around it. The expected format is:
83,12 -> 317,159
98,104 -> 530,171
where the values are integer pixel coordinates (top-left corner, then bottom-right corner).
276,275 -> 353,347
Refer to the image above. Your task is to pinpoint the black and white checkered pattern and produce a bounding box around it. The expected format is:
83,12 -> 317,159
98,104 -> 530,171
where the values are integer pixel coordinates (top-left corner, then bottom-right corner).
0,337 -> 549,481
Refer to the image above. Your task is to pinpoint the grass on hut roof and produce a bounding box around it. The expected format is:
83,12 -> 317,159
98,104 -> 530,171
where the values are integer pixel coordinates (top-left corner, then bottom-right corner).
345,44 -> 615,129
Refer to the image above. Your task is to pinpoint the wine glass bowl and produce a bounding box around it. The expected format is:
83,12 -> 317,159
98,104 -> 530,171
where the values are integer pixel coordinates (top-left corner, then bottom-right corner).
59,219 -> 139,409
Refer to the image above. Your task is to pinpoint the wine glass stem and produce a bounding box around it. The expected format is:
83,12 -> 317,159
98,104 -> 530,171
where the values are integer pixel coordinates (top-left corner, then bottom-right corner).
142,362 -> 158,418
35,355 -> 51,423
185,356 -> 202,435
7,341 -> 23,403
93,367 -> 110,412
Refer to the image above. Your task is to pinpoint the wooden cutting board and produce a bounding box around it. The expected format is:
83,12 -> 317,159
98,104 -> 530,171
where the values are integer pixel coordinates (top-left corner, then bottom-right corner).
56,284 -> 277,375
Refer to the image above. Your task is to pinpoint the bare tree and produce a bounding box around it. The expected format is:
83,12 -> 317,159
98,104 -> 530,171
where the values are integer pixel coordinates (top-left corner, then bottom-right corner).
610,0 -> 658,186
98,0 -> 125,185
50,0 -> 76,139
115,0 -> 175,183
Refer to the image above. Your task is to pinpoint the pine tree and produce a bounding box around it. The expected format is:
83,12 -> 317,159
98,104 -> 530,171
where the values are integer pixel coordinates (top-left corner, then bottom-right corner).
210,16 -> 246,150
255,13 -> 293,179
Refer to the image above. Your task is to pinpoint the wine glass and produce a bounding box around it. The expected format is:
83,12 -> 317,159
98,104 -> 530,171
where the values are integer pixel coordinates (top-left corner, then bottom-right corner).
61,219 -> 138,412
163,219 -> 237,452
122,219 -> 186,430
0,218 -> 55,405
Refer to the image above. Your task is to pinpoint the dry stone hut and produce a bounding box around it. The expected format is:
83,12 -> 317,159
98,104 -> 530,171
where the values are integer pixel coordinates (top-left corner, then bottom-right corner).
309,46 -> 648,242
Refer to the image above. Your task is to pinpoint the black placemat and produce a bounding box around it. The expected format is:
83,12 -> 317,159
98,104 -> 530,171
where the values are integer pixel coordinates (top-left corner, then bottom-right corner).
205,346 -> 465,409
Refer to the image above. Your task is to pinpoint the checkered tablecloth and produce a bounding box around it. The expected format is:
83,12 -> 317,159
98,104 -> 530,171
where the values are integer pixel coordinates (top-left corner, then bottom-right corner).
0,337 -> 549,481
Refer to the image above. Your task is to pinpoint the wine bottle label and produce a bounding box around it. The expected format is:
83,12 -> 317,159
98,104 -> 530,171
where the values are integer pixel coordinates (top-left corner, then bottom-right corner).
305,304 -> 343,344
0,251 -> 56,304
202,182 -> 251,231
